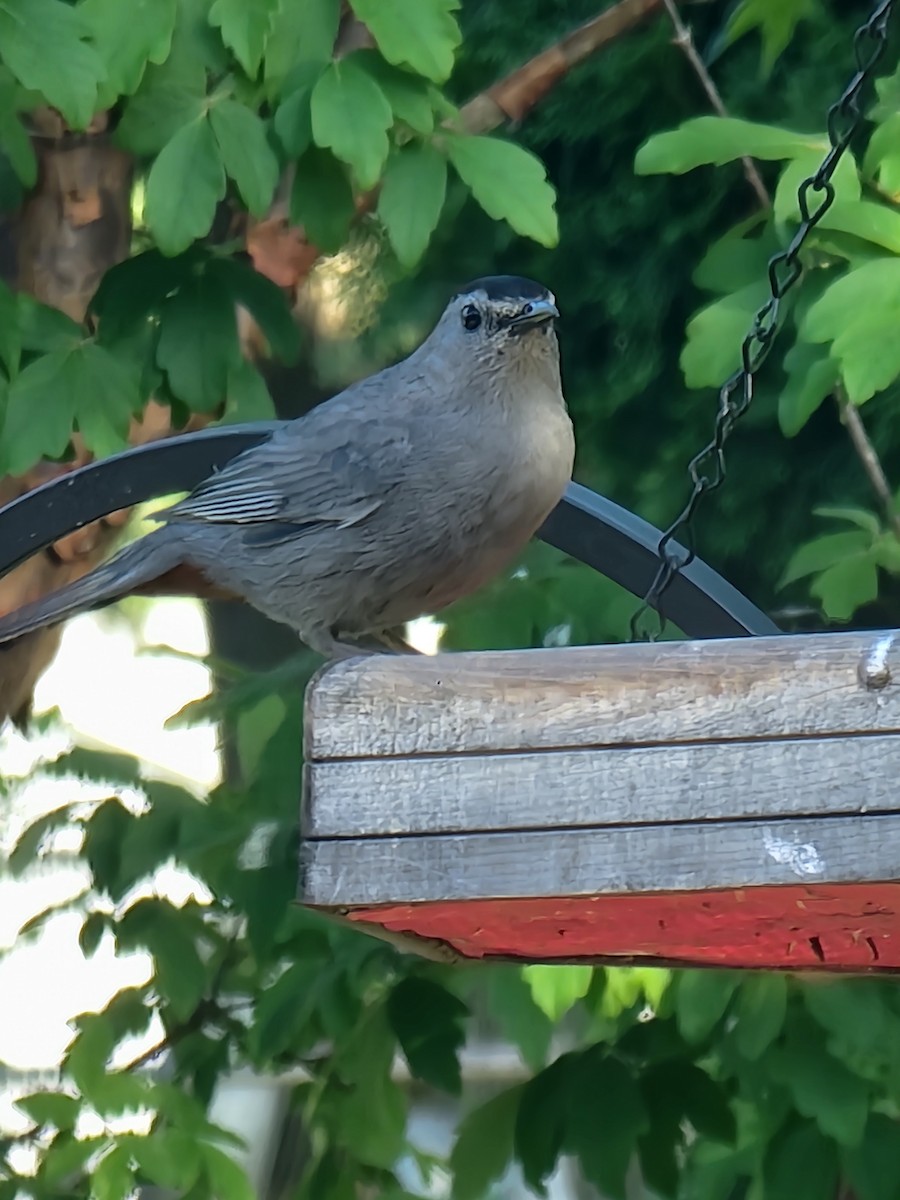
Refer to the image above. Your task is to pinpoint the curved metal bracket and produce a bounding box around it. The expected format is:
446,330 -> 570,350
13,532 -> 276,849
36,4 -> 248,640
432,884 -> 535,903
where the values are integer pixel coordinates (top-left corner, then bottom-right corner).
0,424 -> 779,640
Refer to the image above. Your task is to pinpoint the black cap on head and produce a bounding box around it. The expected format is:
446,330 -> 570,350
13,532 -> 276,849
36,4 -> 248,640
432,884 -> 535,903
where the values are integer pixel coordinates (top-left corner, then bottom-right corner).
455,275 -> 551,302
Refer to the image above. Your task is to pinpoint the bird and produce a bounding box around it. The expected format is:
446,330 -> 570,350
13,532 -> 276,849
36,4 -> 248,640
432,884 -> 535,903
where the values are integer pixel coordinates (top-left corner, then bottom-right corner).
0,276 -> 574,659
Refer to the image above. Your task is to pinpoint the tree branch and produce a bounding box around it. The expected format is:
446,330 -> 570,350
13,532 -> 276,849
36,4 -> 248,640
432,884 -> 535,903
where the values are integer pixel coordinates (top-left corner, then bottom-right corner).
459,0 -> 663,133
836,386 -> 900,541
660,0 -> 770,208
659,1 -> 900,553
248,0 -> 665,291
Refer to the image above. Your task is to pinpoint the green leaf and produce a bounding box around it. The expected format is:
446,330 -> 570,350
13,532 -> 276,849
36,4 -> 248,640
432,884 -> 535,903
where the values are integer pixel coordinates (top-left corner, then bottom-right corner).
692,221 -> 776,294
349,0 -> 461,83
332,1008 -> 408,1169
814,506 -> 881,534
0,279 -> 17,374
156,271 -> 241,411
249,958 -> 330,1060
18,295 -> 83,353
236,693 -> 286,781
764,1122 -> 839,1200
201,1145 -> 255,1200
18,891 -> 90,940
209,0 -> 280,77
222,358 -> 277,423
865,112 -> 900,200
733,974 -> 787,1060
681,281 -> 771,389
118,784 -> 198,888
0,110 -> 34,186
445,134 -> 558,247
816,543 -> 879,613
2,349 -> 78,475
726,0 -> 814,74
817,199 -> 900,254
290,146 -> 356,253
485,968 -> 552,1071
875,534 -> 900,574
115,22 -> 208,155
130,1131 -> 202,1191
842,1113 -> 900,1200
811,554 -> 879,620
42,744 -> 144,787
802,260 -> 900,404
378,143 -> 447,266
522,964 -> 593,1022
118,898 -> 208,1021
90,249 -> 192,341
388,976 -> 468,1094
273,65 -> 321,156
79,911 -> 109,957
0,0 -> 103,128
92,1145 -> 134,1200
635,116 -> 825,176
566,1051 -> 648,1200
264,0 -> 340,85
774,151 -> 860,227
0,75 -> 35,186
88,1072 -> 153,1118
65,1014 -> 117,1096
450,1086 -> 521,1200
675,971 -> 739,1043
779,531 -> 871,585
209,99 -> 279,215
206,256 -> 300,362
357,52 -> 435,133
41,1133 -> 107,1185
145,116 -> 226,256
8,804 -> 78,875
677,1064 -> 736,1143
79,0 -> 177,99
802,980 -> 897,1074
73,343 -> 143,458
17,1091 -> 79,1130
777,341 -> 837,436
769,1021 -> 870,1146
3,339 -> 140,471
514,1053 -> 575,1193
311,57 -> 393,189
82,798 -> 134,901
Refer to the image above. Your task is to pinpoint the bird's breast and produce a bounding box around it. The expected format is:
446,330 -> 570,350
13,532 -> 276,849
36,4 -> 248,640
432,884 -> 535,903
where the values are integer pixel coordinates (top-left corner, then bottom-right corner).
407,396 -> 574,615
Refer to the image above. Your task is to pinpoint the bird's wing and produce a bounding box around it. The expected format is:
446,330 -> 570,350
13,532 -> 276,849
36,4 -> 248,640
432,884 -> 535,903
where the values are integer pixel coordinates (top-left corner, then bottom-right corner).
161,401 -> 414,531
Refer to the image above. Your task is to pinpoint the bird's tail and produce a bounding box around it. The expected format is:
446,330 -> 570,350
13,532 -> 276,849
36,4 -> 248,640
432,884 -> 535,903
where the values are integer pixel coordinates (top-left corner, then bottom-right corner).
0,530 -> 183,645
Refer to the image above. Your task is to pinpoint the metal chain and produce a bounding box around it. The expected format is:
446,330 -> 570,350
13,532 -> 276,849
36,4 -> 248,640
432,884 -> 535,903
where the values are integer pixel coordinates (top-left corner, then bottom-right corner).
629,0 -> 896,642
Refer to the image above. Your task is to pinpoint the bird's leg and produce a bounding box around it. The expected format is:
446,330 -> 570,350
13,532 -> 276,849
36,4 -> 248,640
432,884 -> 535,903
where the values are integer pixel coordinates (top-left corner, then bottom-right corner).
314,626 -> 423,657
371,627 -> 423,655
303,626 -> 375,660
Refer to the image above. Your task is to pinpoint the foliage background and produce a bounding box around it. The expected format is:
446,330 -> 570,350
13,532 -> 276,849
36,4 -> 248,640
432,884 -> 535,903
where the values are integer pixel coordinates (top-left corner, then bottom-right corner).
3,1 -> 900,1199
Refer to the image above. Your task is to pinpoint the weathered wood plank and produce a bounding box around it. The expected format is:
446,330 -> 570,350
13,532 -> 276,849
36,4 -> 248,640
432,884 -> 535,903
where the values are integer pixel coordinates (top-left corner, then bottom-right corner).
300,812 -> 900,906
304,630 -> 900,760
303,732 -> 900,837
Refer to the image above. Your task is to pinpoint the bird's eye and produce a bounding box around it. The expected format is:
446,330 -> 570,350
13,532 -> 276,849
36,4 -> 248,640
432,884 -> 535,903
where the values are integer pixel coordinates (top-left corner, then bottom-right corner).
461,304 -> 482,331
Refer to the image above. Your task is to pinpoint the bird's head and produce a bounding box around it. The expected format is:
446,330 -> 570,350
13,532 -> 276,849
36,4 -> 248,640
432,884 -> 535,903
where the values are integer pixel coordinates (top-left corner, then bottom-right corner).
428,276 -> 560,378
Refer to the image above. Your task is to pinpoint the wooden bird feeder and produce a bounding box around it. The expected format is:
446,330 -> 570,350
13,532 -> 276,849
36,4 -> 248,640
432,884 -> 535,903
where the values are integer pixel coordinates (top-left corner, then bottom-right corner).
300,629 -> 900,974
3,428 -> 900,975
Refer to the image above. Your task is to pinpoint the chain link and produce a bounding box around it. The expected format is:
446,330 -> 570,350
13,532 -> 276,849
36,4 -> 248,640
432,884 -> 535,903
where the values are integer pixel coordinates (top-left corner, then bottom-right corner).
629,0 -> 895,641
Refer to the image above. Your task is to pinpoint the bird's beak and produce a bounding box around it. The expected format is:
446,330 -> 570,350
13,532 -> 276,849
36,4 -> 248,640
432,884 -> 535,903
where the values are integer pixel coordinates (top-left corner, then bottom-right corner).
506,298 -> 560,334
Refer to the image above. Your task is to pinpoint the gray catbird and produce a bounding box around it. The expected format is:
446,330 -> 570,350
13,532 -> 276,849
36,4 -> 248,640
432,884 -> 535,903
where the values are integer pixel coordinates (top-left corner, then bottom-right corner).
0,276 -> 574,657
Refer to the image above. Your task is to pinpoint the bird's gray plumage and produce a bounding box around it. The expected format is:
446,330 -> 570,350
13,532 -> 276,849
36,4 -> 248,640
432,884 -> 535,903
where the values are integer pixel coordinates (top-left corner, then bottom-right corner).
0,277 -> 574,658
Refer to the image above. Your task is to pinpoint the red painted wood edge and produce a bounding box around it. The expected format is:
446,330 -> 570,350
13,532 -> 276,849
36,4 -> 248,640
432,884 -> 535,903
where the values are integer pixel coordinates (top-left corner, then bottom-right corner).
340,884 -> 900,971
